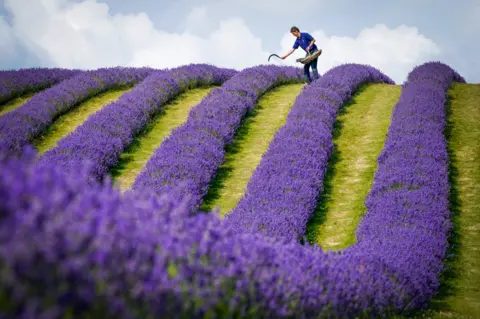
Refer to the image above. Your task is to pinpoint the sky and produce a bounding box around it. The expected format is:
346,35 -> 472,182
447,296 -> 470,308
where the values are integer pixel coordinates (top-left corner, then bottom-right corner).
0,0 -> 478,84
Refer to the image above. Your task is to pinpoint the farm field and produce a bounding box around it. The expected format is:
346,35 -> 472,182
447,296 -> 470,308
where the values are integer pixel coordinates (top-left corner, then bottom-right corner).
0,62 -> 478,318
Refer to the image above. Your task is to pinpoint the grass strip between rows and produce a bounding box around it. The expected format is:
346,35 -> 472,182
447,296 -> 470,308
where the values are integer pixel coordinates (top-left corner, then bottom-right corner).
306,83 -> 401,250
442,83 -> 480,317
34,88 -> 133,154
0,93 -> 35,116
111,86 -> 216,191
200,83 -> 304,216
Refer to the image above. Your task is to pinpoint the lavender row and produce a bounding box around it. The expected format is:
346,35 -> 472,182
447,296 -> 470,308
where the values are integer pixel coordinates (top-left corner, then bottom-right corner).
224,64 -> 394,242
38,64 -> 237,181
131,65 -> 303,211
0,67 -> 153,154
349,61 -> 466,310
0,67 -> 80,105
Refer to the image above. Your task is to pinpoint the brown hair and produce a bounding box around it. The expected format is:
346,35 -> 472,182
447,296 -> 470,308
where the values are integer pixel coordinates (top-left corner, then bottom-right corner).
290,26 -> 299,33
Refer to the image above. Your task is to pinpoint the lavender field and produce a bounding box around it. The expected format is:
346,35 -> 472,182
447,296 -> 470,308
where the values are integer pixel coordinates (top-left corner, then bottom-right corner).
0,61 -> 478,318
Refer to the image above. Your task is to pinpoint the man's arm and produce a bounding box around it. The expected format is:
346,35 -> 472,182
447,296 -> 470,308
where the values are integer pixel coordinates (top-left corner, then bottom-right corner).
306,39 -> 315,52
281,48 -> 296,59
304,33 -> 315,52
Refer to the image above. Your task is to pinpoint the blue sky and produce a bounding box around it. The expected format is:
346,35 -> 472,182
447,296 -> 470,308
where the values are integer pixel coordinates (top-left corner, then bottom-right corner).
1,0 -> 478,83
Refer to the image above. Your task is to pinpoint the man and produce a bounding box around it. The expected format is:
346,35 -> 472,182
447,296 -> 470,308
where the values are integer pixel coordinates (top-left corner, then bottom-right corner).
281,26 -> 320,84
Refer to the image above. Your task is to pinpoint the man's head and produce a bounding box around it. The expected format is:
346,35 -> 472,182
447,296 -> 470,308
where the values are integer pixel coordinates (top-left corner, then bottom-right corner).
290,26 -> 300,38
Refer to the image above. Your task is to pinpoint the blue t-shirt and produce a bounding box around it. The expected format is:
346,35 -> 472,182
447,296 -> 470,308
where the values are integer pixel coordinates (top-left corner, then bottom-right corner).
293,32 -> 318,52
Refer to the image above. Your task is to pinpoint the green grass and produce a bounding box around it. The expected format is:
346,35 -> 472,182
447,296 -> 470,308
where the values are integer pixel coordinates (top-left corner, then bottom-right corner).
444,84 -> 480,317
0,92 -> 35,116
441,83 -> 480,318
305,83 -> 401,250
402,83 -> 480,319
200,83 -> 304,217
33,88 -> 132,154
110,86 -> 216,191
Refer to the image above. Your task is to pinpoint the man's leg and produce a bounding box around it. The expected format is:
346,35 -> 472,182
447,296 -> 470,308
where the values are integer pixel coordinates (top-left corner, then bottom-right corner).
310,56 -> 319,81
303,62 -> 312,83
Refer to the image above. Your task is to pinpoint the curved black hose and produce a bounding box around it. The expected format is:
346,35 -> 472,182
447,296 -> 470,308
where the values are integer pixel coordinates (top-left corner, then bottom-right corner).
268,54 -> 281,62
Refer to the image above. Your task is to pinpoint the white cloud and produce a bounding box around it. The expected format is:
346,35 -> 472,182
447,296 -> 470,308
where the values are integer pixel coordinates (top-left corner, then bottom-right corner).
3,0 -> 441,83
129,17 -> 268,69
3,0 -> 270,69
273,24 -> 441,83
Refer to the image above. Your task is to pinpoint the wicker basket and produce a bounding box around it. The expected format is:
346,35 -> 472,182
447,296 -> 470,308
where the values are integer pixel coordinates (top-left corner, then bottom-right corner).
296,49 -> 322,64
